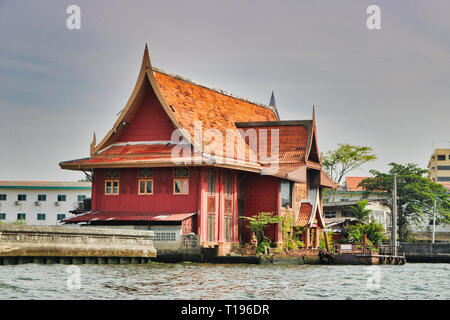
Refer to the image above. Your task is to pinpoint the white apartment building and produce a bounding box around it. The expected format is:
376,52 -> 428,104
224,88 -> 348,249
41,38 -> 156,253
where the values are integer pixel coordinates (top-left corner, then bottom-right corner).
0,181 -> 91,226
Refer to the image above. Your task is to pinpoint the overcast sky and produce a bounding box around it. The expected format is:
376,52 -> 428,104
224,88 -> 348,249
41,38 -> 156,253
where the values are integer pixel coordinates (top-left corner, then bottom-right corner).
1,0 -> 449,182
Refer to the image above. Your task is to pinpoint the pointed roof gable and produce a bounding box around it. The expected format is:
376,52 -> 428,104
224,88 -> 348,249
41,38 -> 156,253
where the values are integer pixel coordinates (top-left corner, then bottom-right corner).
305,106 -> 321,164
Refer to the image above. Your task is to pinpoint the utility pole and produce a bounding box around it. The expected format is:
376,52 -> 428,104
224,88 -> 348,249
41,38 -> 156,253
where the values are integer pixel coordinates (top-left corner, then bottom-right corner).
392,173 -> 398,256
432,199 -> 437,244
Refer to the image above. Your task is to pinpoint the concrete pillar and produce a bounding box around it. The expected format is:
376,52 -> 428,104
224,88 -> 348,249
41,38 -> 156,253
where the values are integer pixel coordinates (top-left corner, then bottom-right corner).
107,257 -> 119,264
86,257 -> 98,264
2,257 -> 18,265
60,257 -> 73,264
46,257 -> 58,264
72,257 -> 85,264
98,257 -> 108,264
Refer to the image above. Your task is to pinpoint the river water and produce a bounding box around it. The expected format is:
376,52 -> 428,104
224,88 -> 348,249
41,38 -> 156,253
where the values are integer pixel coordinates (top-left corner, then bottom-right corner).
0,263 -> 448,300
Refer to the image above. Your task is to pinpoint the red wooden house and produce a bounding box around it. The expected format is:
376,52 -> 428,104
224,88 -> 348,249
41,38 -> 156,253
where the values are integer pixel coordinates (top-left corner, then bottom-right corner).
60,45 -> 336,251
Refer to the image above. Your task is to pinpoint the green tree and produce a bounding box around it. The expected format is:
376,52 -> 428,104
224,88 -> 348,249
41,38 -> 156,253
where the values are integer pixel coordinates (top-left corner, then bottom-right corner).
346,221 -> 386,245
350,200 -> 372,223
359,162 -> 450,241
240,212 -> 282,244
321,143 -> 377,185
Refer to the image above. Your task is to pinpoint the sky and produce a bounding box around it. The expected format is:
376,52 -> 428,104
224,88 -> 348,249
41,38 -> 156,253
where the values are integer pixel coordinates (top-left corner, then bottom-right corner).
0,0 -> 449,182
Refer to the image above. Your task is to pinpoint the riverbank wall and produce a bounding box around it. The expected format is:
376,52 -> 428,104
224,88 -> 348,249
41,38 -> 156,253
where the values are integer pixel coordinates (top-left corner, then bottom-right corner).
0,225 -> 157,265
399,242 -> 450,263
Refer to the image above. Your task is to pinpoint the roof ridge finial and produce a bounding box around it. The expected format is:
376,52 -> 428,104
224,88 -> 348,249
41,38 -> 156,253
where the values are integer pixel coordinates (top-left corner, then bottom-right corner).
312,105 -> 316,127
141,43 -> 151,71
269,91 -> 281,120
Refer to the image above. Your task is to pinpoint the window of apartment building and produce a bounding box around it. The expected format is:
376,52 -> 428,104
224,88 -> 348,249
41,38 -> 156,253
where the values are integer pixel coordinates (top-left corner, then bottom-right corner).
77,195 -> 86,202
57,213 -> 66,221
325,212 -> 336,218
437,177 -> 450,182
342,211 -> 353,217
437,155 -> 446,161
17,213 -> 26,221
139,168 -> 154,178
437,166 -> 450,170
18,194 -> 26,201
281,180 -> 292,208
174,179 -> 188,194
0,213 -> 6,220
37,213 -> 46,221
37,194 -> 47,201
340,198 -> 349,202
105,168 -> 120,179
0,194 -> 6,201
105,180 -> 119,195
57,195 -> 66,202
139,179 -> 153,195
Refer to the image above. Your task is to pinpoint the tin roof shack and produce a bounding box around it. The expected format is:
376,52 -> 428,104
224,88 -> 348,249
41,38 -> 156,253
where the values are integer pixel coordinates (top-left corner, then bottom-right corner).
59,45 -> 336,254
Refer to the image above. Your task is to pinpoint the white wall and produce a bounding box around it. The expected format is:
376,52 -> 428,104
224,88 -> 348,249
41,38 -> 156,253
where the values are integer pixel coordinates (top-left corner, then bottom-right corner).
0,188 -> 91,226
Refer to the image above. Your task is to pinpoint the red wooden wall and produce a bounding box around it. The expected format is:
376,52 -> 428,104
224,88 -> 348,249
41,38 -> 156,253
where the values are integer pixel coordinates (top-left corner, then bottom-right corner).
115,89 -> 176,143
242,174 -> 280,243
92,167 -> 199,213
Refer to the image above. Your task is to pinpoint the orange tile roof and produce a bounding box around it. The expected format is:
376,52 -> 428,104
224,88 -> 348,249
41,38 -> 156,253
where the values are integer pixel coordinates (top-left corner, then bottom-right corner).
345,177 -> 368,191
296,202 -> 313,227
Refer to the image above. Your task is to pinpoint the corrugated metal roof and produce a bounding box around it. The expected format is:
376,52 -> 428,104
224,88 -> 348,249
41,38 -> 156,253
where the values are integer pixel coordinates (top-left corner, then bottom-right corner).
64,211 -> 196,223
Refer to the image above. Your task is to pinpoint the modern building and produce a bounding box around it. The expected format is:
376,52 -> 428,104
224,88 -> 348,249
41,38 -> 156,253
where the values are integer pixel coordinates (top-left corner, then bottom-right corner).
323,177 -> 392,241
428,148 -> 450,192
0,181 -> 91,225
59,45 -> 336,252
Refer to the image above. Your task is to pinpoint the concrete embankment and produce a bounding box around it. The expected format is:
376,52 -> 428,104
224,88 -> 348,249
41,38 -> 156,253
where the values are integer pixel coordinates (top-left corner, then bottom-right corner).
0,225 -> 156,265
399,242 -> 450,263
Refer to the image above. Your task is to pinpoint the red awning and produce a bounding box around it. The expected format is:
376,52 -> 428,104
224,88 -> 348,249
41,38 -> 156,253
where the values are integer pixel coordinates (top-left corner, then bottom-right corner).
64,211 -> 196,223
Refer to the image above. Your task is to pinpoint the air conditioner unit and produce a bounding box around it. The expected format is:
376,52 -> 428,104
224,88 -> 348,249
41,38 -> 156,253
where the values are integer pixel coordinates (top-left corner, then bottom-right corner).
55,201 -> 61,206
35,201 -> 41,206
15,201 -> 20,206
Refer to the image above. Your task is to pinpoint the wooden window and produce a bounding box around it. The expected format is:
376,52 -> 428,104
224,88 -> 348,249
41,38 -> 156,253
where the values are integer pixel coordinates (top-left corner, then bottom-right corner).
139,168 -> 154,178
280,180 -> 292,208
105,168 -> 120,179
224,198 -> 233,214
224,215 -> 232,242
37,194 -> 46,201
57,195 -> 66,202
138,179 -> 153,195
207,195 -> 216,213
174,167 -> 189,178
174,179 -> 189,194
105,180 -> 119,195
207,214 -> 215,242
208,169 -> 215,194
225,173 -> 232,196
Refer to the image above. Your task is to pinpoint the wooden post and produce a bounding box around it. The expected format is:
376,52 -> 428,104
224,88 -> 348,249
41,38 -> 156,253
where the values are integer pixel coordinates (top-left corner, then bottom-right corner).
314,227 -> 320,248
323,230 -> 330,253
305,228 -> 311,248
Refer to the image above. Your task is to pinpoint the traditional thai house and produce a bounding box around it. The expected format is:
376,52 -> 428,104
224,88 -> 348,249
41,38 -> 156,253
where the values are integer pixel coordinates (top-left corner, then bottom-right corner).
59,45 -> 336,253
